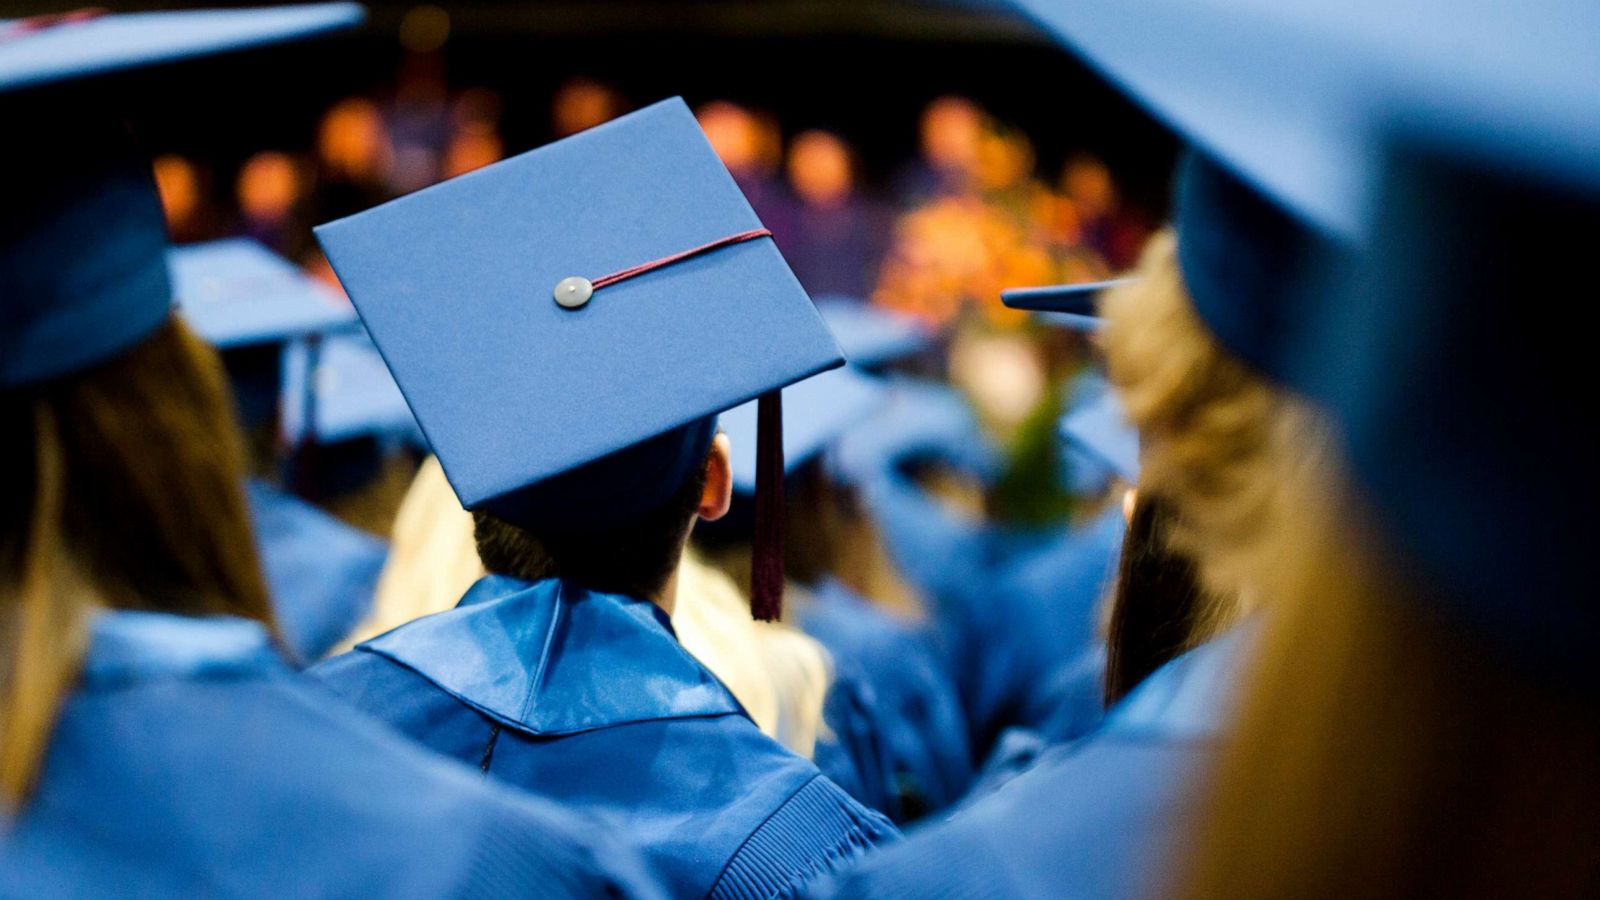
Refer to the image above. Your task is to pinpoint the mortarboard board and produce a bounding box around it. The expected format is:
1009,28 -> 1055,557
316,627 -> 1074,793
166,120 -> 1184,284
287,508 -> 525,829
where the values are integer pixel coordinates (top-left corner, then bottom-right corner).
833,377 -> 999,489
1060,390 -> 1139,485
1001,278 -> 1136,332
0,4 -> 365,388
169,238 -> 357,349
719,366 -> 890,494
315,97 -> 843,619
279,331 -> 421,447
813,296 -> 936,369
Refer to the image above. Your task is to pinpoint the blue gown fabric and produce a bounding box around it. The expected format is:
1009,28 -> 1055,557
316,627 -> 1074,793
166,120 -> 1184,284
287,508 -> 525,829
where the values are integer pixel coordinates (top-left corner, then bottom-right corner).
808,629 -> 1248,900
967,509 -> 1126,739
868,468 -> 1125,760
246,479 -> 386,661
797,579 -> 974,823
310,575 -> 898,899
0,610 -> 663,899
968,643 -> 1109,798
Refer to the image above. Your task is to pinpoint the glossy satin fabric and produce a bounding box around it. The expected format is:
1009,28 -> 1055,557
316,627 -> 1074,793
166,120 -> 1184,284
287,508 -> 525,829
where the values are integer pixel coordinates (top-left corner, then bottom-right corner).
310,576 -> 897,899
0,610 -> 662,899
246,480 -> 386,661
796,579 -> 974,824
810,629 -> 1248,899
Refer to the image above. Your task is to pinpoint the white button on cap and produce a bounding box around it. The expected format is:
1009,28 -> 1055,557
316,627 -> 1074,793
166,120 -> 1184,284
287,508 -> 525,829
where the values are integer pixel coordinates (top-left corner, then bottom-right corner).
553,276 -> 593,309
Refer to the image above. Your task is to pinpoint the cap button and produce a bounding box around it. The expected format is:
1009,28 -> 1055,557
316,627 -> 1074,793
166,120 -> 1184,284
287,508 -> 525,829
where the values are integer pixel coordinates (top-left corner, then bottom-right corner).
553,276 -> 593,309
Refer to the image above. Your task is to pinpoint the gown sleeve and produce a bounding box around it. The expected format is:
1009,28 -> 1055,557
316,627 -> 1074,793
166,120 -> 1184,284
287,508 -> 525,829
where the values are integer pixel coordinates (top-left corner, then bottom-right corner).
709,774 -> 899,900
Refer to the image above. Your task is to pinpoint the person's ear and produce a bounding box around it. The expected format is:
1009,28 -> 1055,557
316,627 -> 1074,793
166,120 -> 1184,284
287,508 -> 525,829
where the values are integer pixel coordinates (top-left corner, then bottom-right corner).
698,432 -> 734,522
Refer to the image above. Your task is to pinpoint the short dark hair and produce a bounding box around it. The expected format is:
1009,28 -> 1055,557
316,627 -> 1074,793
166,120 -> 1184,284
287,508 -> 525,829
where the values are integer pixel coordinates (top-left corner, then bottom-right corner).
473,453 -> 711,600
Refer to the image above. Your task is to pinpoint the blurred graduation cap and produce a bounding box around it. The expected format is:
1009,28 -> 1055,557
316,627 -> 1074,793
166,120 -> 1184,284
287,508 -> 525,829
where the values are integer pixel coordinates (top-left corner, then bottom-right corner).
1060,389 -> 1138,485
719,366 -> 890,494
1004,0 -> 1380,387
1297,10 -> 1600,689
0,4 -> 365,387
169,238 -> 357,348
279,331 -> 422,447
833,377 -> 999,489
812,296 -> 935,369
1001,278 -> 1136,331
315,97 -> 842,620
1014,0 -> 1600,682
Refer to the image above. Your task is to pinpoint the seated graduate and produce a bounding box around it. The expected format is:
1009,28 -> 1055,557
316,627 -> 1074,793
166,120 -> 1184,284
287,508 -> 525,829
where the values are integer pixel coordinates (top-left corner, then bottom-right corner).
307,97 -> 898,898
968,384 -> 1169,791
809,0 -> 1367,888
158,236 -> 396,661
337,455 -> 835,757
1174,6 -> 1600,897
0,8 -> 661,899
953,376 -> 1132,762
701,367 -> 975,824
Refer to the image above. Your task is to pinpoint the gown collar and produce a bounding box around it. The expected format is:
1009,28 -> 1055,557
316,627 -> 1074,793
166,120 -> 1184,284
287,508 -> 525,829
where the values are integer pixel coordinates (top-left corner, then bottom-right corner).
1103,621 -> 1257,743
360,575 -> 744,736
82,610 -> 282,689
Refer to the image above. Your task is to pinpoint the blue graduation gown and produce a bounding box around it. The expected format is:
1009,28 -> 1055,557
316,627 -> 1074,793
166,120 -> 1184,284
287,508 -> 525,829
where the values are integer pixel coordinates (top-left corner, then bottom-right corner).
969,643 -> 1109,798
809,628 -> 1248,900
247,479 -> 386,660
879,499 -> 1124,762
963,508 -> 1126,743
310,575 -> 898,899
0,610 -> 662,899
797,579 -> 974,823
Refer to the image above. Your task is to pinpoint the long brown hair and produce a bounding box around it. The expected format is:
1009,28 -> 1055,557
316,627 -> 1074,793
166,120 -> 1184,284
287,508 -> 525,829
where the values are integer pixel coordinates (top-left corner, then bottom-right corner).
1,318 -> 274,804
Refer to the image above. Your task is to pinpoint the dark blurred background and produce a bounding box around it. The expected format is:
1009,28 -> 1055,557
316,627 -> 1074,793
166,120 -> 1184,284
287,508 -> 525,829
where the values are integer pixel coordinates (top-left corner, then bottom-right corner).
5,0 -> 1178,317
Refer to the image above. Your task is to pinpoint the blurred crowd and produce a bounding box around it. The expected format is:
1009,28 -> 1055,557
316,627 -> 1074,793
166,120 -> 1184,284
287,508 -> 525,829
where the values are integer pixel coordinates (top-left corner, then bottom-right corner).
152,63 -> 1151,333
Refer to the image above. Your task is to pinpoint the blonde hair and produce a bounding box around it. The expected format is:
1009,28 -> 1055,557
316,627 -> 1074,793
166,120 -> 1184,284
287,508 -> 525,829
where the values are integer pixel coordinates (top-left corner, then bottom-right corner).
1098,228 -> 1331,645
1,320 -> 273,804
1175,453 -> 1600,898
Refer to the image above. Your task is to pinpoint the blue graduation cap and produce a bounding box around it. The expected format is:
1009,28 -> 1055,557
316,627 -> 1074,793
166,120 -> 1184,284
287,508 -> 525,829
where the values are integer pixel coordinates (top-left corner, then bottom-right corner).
1001,278 -> 1136,331
169,238 -> 357,348
0,4 -> 364,387
1295,11 -> 1600,690
280,331 -> 422,447
832,377 -> 999,489
1060,390 -> 1139,485
1015,0 -> 1600,684
1004,0 -> 1377,385
719,366 -> 890,494
315,97 -> 843,619
812,296 -> 935,369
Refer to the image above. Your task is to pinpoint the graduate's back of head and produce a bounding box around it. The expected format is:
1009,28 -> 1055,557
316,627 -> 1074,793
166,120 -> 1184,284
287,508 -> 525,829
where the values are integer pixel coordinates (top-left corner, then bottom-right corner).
1098,229 -> 1333,649
471,451 -> 712,602
1,318 -> 272,804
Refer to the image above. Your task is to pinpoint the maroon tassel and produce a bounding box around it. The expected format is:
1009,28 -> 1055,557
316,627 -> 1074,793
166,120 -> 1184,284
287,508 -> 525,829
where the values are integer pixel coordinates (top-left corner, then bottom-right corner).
750,389 -> 785,622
